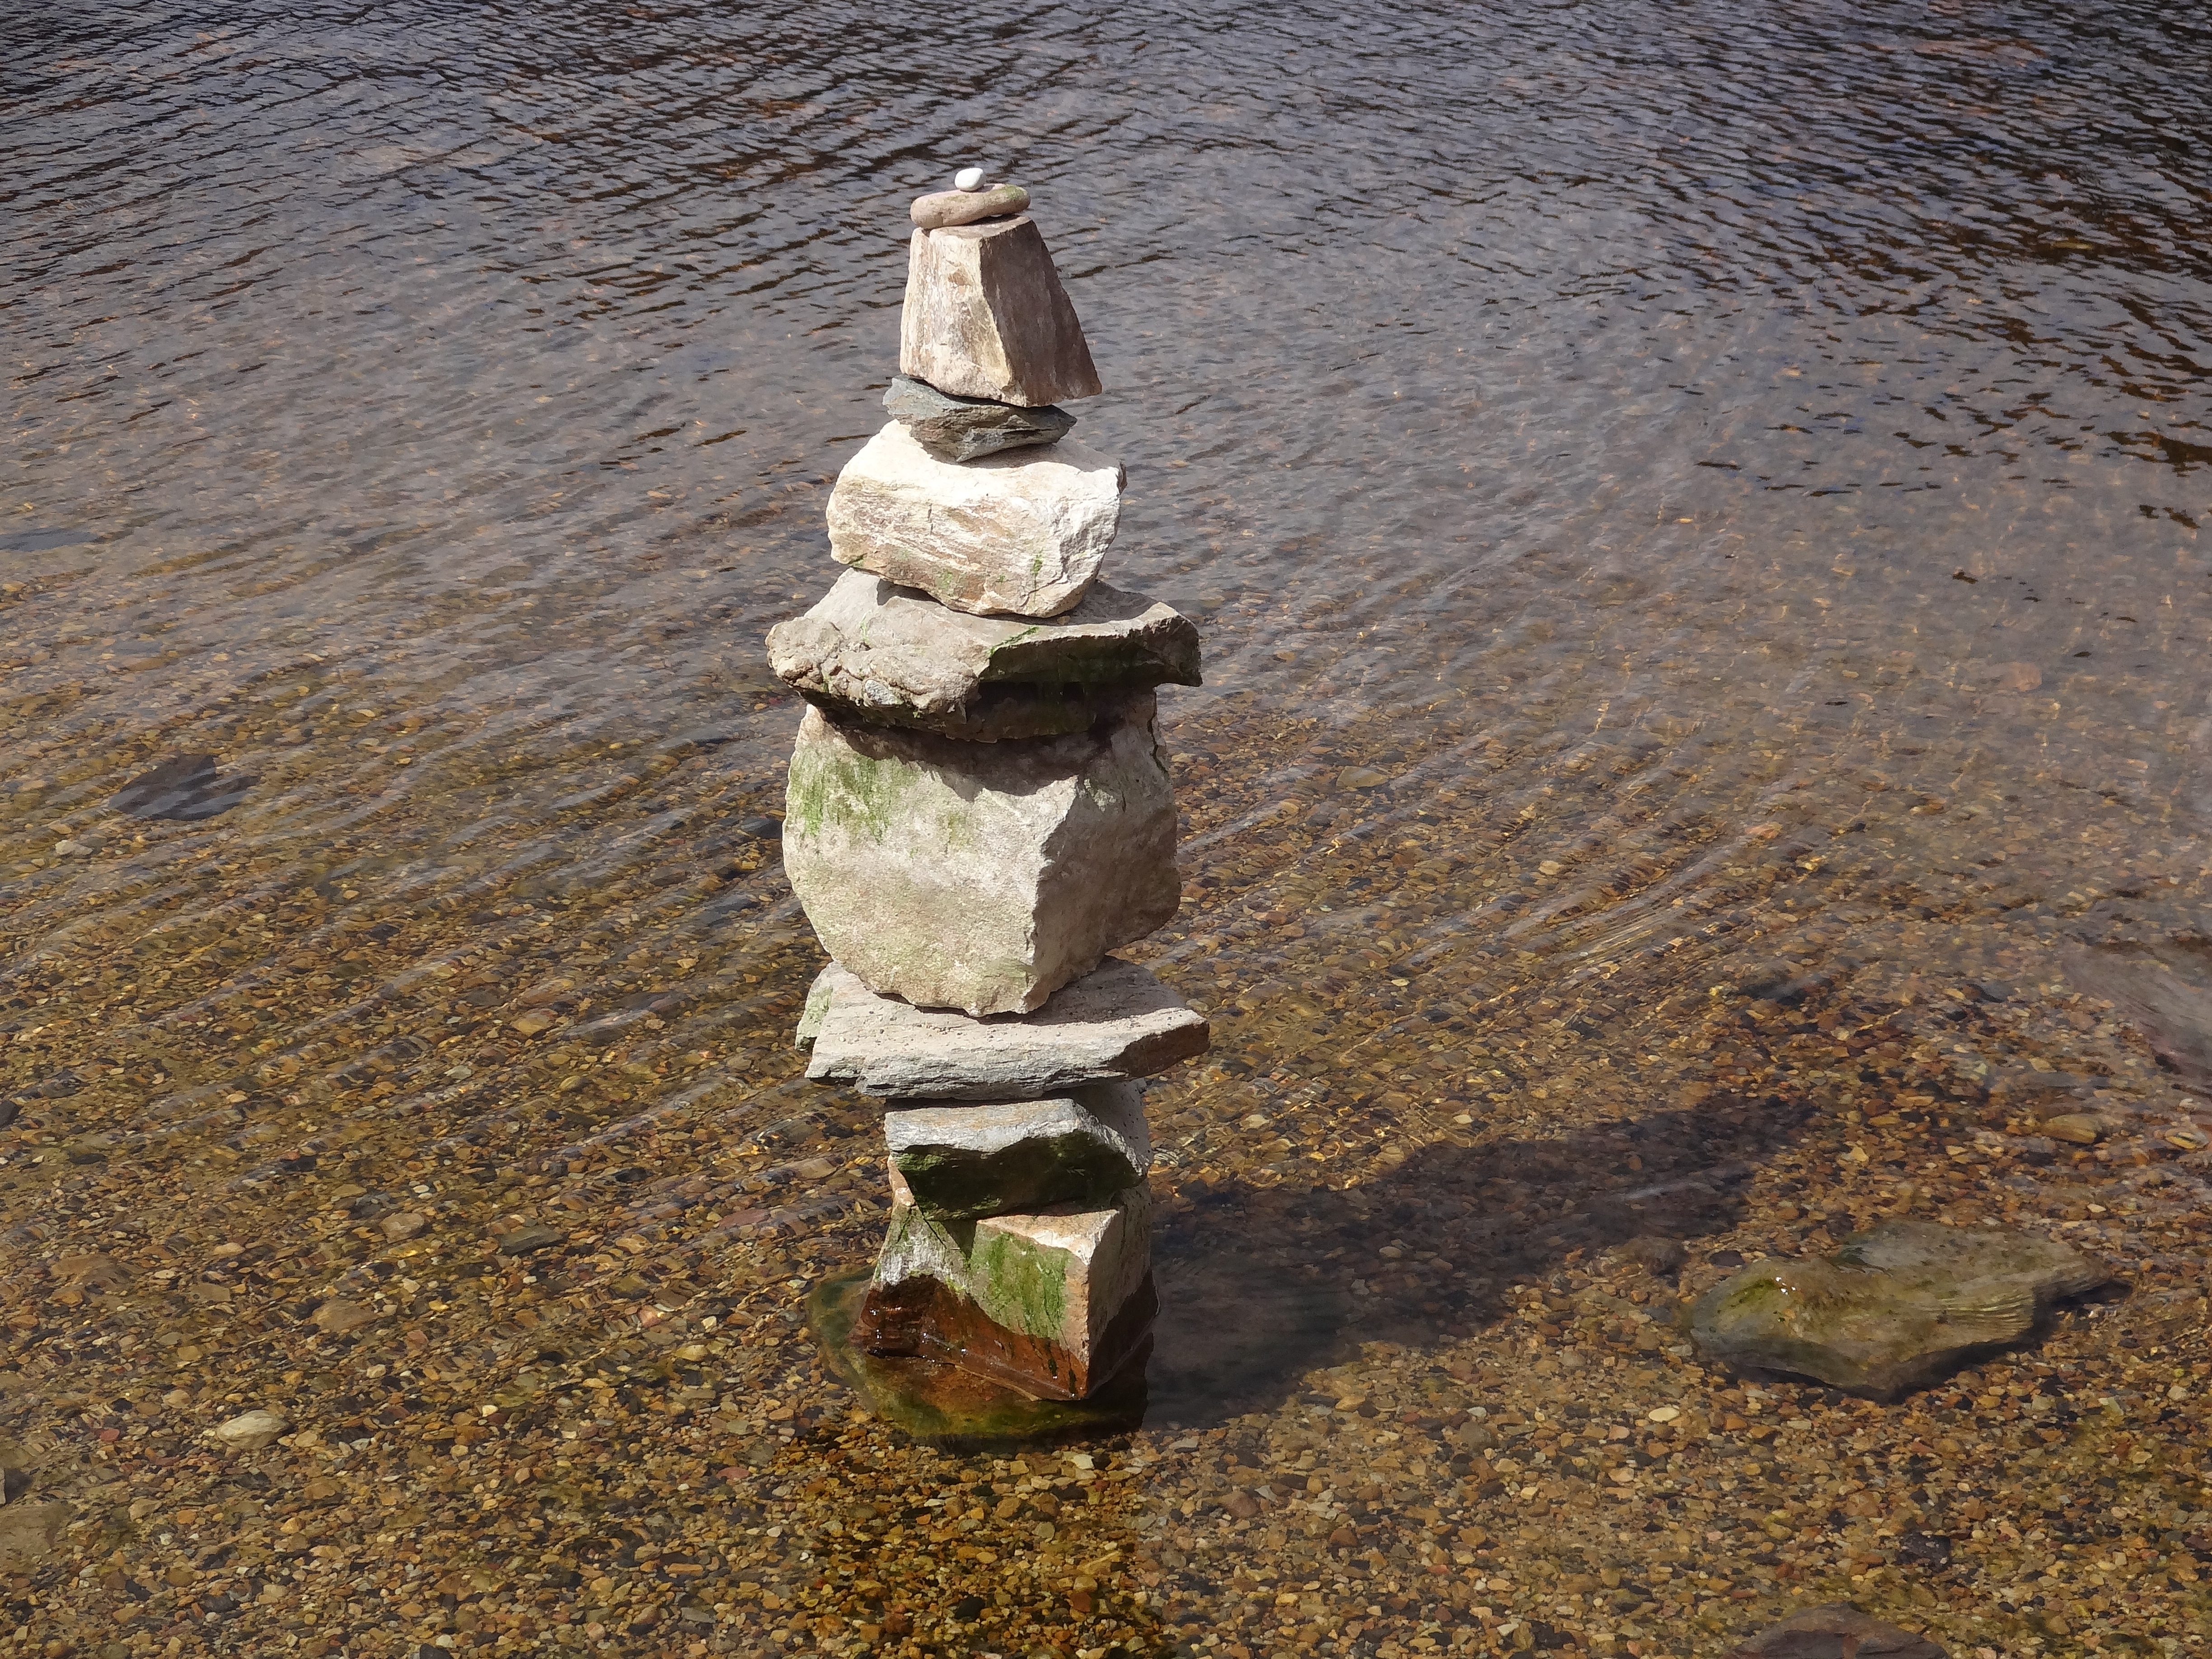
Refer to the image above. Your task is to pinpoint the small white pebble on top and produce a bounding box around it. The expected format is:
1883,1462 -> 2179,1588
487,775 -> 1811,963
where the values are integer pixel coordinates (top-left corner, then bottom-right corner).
954,166 -> 985,191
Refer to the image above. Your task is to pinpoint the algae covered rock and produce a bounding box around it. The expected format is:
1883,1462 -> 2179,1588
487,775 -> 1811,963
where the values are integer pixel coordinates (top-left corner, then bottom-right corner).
886,1082 -> 1149,1220
1690,1218 -> 2110,1397
783,700 -> 1178,1016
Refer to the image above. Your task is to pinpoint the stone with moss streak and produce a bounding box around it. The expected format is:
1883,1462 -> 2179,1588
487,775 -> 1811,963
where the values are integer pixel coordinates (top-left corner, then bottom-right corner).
767,569 -> 1200,740
825,422 -> 1122,619
783,702 -> 1178,1016
860,1166 -> 1153,1398
1689,1218 -> 2111,1397
886,1082 -> 1149,1220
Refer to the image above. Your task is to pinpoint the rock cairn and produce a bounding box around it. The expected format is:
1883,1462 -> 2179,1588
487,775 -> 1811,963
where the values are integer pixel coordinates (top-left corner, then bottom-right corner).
774,171 -> 1209,1406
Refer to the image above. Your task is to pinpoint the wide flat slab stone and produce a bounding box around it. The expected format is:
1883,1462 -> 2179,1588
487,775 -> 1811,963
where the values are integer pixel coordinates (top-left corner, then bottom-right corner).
802,958 -> 1209,1098
1690,1218 -> 2110,1397
887,1082 -> 1149,1220
784,705 -> 1180,1016
767,570 -> 1200,740
900,215 -> 1101,408
825,421 -> 1122,619
884,374 -> 1075,464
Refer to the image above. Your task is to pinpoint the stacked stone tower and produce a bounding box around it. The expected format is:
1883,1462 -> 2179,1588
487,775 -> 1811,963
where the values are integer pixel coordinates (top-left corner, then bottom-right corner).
774,173 -> 1209,1405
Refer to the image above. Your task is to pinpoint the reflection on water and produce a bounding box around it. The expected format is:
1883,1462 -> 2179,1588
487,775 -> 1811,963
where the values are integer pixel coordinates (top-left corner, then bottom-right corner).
4,0 -> 2210,1652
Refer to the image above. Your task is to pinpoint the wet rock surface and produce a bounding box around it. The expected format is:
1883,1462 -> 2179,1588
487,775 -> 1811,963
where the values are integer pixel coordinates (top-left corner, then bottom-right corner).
1690,1219 -> 2111,1397
886,1082 -> 1151,1220
108,752 -> 255,821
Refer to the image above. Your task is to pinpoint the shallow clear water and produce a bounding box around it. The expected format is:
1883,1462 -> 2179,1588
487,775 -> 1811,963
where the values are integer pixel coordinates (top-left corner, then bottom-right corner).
5,0 -> 2212,1654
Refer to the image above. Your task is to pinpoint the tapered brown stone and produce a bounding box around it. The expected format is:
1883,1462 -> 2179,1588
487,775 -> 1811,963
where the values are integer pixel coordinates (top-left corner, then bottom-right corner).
899,216 -> 1102,407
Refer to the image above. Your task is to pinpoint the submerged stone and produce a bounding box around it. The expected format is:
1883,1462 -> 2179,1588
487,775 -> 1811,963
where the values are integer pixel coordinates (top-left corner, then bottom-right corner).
809,1271 -> 1148,1447
886,1082 -> 1149,1220
111,753 -> 255,821
1722,1601 -> 1948,1658
825,421 -> 1122,618
856,1171 -> 1155,1401
802,958 -> 1209,1098
883,374 -> 1075,463
900,215 -> 1101,408
783,703 -> 1179,1016
766,569 -> 1200,740
1689,1218 -> 2110,1397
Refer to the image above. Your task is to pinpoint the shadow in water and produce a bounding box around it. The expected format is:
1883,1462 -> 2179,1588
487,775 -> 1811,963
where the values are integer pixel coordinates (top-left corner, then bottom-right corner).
1139,1092 -> 1811,1429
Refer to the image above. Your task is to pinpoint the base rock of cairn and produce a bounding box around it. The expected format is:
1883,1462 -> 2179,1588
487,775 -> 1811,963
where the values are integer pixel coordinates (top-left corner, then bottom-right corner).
781,167 -> 1204,1422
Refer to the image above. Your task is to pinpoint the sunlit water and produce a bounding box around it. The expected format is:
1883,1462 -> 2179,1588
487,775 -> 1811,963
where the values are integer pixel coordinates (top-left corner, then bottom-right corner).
5,0 -> 2211,1654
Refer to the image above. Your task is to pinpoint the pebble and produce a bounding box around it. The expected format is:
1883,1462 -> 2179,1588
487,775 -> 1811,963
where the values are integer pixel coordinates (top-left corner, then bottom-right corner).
2042,1111 -> 2103,1144
208,1407 -> 290,1452
955,166 -> 985,190
380,1209 -> 427,1240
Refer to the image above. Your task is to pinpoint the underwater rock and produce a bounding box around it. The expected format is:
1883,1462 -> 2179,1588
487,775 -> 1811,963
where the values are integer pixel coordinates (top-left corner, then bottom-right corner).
900,215 -> 1101,408
111,752 -> 256,821
1689,1218 -> 2110,1397
1722,1600 -> 1948,1658
886,1081 -> 1149,1220
801,958 -> 1209,1099
783,702 -> 1178,1016
767,569 -> 1199,740
825,421 -> 1122,618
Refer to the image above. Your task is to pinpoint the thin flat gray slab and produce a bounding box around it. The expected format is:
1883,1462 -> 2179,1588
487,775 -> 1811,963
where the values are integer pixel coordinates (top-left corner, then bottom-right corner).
768,569 -> 1199,740
884,373 -> 1074,463
886,1082 -> 1149,1220
1689,1218 -> 2110,1397
803,959 -> 1209,1099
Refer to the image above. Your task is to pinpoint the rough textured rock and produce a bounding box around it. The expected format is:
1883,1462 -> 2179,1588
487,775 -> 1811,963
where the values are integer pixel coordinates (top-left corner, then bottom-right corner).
886,1082 -> 1149,1219
801,958 -> 1208,1099
767,570 -> 1200,740
1721,1601 -> 1948,1658
910,183 -> 1029,229
900,216 -> 1102,407
783,704 -> 1179,1016
1690,1219 -> 2110,1397
883,373 -> 1074,463
825,421 -> 1122,618
857,1172 -> 1155,1399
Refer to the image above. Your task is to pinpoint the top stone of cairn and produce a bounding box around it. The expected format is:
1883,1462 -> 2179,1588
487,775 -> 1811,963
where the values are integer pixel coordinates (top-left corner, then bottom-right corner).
900,216 -> 1101,408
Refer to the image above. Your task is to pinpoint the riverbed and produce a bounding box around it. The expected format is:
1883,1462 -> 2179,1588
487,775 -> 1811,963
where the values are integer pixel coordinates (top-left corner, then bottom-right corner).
5,0 -> 2210,1654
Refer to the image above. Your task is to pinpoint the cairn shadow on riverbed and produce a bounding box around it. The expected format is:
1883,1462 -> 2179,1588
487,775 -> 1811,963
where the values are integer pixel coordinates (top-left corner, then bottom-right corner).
1138,1093 -> 1809,1429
